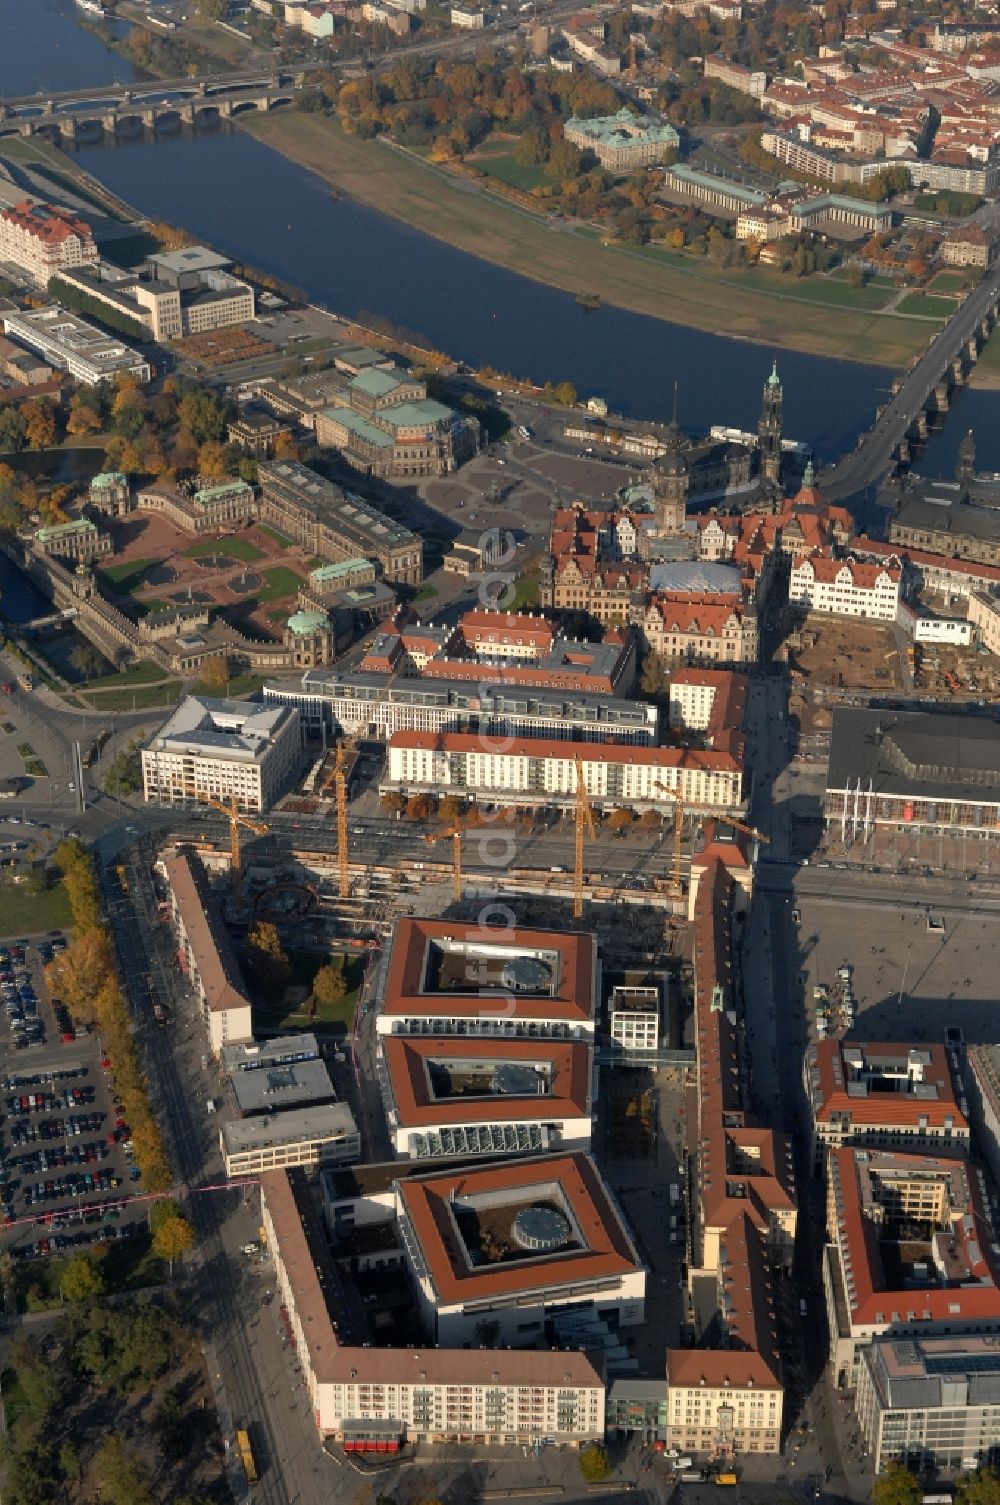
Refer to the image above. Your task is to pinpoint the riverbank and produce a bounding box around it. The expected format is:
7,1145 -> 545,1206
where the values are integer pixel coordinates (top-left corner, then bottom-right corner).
239,111 -> 936,368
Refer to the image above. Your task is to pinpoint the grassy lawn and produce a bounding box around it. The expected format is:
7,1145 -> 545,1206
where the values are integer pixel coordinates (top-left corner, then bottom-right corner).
413,584 -> 439,601
238,112 -> 934,367
256,566 -> 305,602
183,537 -> 266,563
135,598 -> 171,616
225,672 -> 267,698
254,952 -> 364,1036
509,567 -> 540,609
0,881 -> 73,939
258,523 -> 294,549
83,659 -> 166,690
266,608 -> 291,625
895,294 -> 954,319
82,682 -> 183,711
928,272 -> 966,294
100,557 -> 160,592
473,152 -> 548,192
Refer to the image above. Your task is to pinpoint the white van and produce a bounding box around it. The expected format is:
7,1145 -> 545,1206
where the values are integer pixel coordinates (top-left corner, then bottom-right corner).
672,1457 -> 694,1471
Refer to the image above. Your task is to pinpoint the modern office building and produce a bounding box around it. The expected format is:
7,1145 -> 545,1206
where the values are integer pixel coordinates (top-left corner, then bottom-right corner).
221,1104 -> 360,1177
260,1167 -> 607,1447
222,1033 -> 336,1118
141,696 -> 302,813
2,307 -> 151,385
825,708 -> 1000,849
378,1035 -> 593,1157
856,1334 -> 1000,1472
264,671 -> 659,744
375,917 -> 599,1040
608,984 -> 662,1055
160,847 -> 253,1055
394,1152 -> 645,1347
804,1041 -> 970,1172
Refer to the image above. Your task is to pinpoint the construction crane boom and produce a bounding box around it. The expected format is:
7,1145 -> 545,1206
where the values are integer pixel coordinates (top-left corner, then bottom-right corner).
198,794 -> 269,889
425,824 -> 464,904
573,756 -> 596,921
322,736 -> 358,900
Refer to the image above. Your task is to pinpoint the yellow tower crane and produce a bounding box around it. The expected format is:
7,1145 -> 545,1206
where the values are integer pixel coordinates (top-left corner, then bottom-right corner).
573,755 -> 596,921
424,823 -> 464,905
720,814 -> 771,847
649,780 -> 687,897
199,794 -> 269,890
323,736 -> 358,901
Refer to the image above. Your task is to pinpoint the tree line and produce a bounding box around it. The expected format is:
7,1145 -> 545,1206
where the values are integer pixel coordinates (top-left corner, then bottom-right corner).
47,839 -> 173,1192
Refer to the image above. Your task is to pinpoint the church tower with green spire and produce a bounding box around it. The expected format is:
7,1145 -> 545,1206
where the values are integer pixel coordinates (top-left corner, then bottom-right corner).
758,358 -> 783,487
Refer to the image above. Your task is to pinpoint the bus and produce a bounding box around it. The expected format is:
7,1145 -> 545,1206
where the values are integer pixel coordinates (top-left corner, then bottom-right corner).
236,1428 -> 258,1487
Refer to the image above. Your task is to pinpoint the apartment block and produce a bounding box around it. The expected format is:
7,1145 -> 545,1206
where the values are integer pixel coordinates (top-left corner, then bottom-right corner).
386,731 -> 745,814
160,847 -> 253,1054
0,200 -> 97,286
788,552 -> 902,620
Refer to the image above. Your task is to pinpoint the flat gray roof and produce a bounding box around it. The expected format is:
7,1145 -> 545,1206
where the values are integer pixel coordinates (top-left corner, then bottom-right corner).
222,1102 -> 359,1154
827,707 -> 1000,802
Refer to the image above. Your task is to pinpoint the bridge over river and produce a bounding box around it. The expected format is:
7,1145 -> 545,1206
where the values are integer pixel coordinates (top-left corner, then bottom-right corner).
0,70 -> 309,136
819,263 -> 1000,503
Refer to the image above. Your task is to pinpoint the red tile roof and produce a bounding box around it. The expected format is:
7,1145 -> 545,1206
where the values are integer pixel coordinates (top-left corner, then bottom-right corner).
396,1151 -> 642,1304
811,1040 -> 967,1131
0,200 -> 94,246
390,728 -> 742,774
379,916 -> 597,1024
383,1036 -> 592,1126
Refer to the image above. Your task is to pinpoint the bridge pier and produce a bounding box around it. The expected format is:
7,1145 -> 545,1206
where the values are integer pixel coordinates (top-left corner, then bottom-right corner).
178,103 -> 196,124
102,112 -> 118,134
934,383 -> 950,413
140,108 -> 157,129
916,411 -> 929,438
968,337 -> 979,363
59,117 -> 77,141
951,356 -> 965,383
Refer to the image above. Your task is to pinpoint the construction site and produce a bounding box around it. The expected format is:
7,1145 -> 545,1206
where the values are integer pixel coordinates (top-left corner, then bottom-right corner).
785,617 -> 902,693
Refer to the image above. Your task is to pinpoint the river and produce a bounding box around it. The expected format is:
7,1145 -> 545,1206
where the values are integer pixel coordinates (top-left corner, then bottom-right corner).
3,1 -> 998,476
0,0 -> 140,95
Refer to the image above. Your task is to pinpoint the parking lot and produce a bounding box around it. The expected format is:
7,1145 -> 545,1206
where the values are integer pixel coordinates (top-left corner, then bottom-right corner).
0,931 -> 145,1259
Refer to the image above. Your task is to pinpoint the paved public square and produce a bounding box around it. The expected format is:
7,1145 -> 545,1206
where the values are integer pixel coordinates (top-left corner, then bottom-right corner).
792,894 -> 1000,1044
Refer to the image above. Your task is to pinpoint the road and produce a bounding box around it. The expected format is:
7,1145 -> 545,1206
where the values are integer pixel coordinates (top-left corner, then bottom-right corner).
820,261 -> 1000,503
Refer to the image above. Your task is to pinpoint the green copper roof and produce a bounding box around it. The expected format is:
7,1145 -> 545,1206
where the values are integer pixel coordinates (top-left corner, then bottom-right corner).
286,609 -> 330,636
310,558 -> 370,582
91,471 -> 127,488
767,359 -> 780,389
35,519 -> 97,542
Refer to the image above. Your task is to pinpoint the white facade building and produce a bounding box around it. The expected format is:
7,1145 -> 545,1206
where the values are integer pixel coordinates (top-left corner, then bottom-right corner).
609,984 -> 661,1055
142,696 -> 302,813
386,731 -> 744,813
913,615 -> 973,645
788,552 -> 901,620
2,307 -> 151,385
221,1104 -> 360,1177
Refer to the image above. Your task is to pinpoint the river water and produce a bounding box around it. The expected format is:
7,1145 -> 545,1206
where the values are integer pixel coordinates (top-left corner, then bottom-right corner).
3,1 -> 999,476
